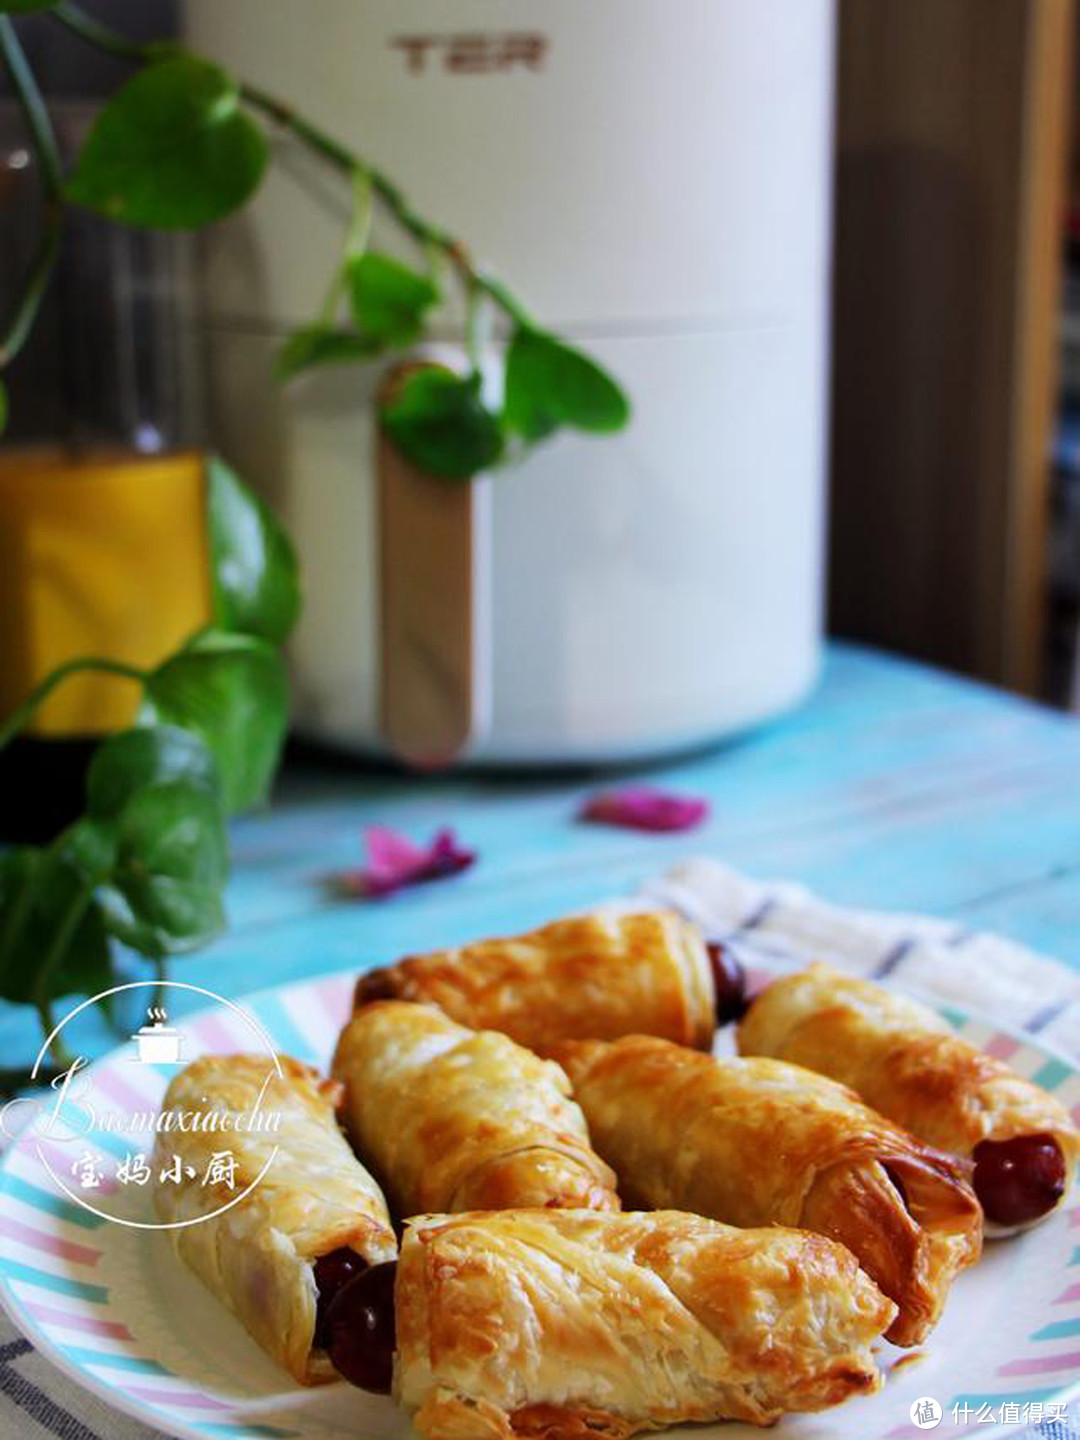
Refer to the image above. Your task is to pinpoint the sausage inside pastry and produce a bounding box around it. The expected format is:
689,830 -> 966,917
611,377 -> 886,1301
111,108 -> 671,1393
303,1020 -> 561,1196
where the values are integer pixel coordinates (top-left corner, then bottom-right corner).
556,1036 -> 982,1346
391,1208 -> 896,1437
352,908 -> 717,1053
738,962 -> 1079,1232
152,1053 -> 396,1384
331,1001 -> 619,1215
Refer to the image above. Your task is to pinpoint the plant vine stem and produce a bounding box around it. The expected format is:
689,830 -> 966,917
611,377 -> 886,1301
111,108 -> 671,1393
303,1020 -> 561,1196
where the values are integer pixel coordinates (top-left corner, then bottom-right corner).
150,952 -> 167,1013
50,3 -> 536,331
0,16 -> 63,197
240,81 -> 535,330
33,878 -> 93,1067
318,170 -> 372,325
0,15 -> 65,368
34,999 -> 75,1070
465,281 -> 484,371
51,1 -> 151,61
0,218 -> 61,369
0,656 -> 147,752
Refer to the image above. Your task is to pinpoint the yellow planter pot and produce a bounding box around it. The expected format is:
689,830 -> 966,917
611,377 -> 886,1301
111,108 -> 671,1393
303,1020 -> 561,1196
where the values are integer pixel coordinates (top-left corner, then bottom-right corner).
0,449 -> 212,737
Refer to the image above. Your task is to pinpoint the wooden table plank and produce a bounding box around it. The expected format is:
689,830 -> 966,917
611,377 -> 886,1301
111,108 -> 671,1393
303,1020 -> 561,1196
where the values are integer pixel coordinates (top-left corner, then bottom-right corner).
3,641 -> 1079,1069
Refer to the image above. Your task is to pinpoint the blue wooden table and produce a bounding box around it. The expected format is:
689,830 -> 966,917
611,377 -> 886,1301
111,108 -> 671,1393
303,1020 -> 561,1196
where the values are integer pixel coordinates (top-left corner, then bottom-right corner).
5,641 -> 1080,1065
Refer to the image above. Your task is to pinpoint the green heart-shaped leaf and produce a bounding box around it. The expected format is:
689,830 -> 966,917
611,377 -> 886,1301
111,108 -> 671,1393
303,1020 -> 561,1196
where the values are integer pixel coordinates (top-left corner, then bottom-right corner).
85,728 -> 228,953
140,632 -> 289,813
66,56 -> 267,229
380,368 -> 503,480
0,847 -> 42,981
349,252 -> 439,347
93,887 -> 164,956
103,779 -> 227,950
57,818 -> 118,881
206,456 -> 301,644
276,324 -> 381,381
0,848 -> 113,1004
503,328 -> 630,441
87,724 -> 219,820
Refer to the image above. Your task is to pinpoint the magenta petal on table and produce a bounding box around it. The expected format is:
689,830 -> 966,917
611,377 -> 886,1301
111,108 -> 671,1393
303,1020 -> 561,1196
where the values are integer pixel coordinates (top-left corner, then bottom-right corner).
337,826 -> 476,898
579,785 -> 709,833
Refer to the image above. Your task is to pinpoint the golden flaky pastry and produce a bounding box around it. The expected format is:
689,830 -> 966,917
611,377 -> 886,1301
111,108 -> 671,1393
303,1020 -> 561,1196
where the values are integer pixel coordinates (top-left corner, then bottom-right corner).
555,1036 -> 981,1347
394,1209 -> 896,1439
152,1054 -> 396,1384
352,909 -> 715,1053
332,1002 -> 618,1214
737,963 -> 1078,1228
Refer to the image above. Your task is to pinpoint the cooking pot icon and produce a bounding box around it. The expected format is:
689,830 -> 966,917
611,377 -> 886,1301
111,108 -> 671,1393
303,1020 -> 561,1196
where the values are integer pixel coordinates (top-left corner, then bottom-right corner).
131,1008 -> 184,1065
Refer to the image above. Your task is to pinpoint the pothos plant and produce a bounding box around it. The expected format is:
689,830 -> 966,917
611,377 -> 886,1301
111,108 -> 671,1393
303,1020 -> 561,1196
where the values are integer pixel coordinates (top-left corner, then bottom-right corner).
0,1 -> 630,1075
0,1 -> 630,469
0,457 -> 298,1076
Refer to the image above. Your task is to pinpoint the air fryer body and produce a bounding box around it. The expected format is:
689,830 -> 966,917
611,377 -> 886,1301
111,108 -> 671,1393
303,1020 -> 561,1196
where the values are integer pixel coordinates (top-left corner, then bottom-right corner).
185,0 -> 834,764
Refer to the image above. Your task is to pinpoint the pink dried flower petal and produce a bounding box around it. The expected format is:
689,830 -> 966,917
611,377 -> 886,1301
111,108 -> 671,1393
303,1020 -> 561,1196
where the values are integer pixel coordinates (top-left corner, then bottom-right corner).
339,825 -> 476,898
579,785 -> 709,833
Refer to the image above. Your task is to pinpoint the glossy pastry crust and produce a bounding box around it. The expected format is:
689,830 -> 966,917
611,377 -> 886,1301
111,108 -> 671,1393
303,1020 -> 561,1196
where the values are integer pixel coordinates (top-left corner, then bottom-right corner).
331,1002 -> 619,1215
556,1036 -> 980,1347
394,1208 -> 896,1439
352,909 -> 715,1053
151,1053 -> 396,1384
737,963 -> 1079,1199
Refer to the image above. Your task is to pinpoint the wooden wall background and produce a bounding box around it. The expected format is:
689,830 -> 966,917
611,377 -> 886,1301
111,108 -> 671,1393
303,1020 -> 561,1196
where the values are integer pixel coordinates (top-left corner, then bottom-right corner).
828,0 -> 1075,694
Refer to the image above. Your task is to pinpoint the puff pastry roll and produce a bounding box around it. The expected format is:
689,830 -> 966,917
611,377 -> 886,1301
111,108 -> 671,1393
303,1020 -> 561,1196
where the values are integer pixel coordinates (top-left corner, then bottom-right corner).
151,1054 -> 396,1384
331,1001 -> 619,1215
556,1036 -> 981,1346
393,1209 -> 895,1437
353,909 -> 716,1053
738,963 -> 1079,1232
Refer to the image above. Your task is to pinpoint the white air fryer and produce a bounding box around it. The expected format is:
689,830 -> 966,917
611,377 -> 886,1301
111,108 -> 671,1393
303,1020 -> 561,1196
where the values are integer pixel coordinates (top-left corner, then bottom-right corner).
184,0 -> 834,767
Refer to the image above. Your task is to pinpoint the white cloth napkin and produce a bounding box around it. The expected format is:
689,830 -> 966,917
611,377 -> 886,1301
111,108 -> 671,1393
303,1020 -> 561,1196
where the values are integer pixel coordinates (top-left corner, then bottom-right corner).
645,857 -> 1080,1059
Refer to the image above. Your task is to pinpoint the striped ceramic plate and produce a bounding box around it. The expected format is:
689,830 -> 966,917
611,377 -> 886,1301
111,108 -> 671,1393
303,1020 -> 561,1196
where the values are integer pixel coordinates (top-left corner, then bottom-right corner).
0,965 -> 1077,1440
